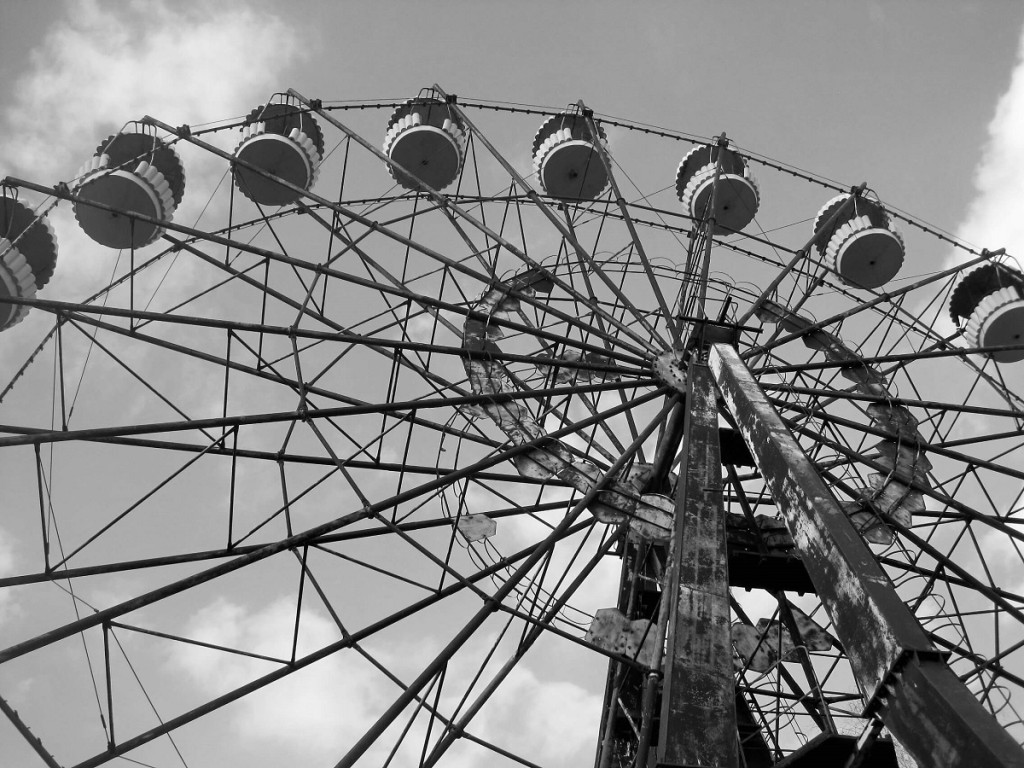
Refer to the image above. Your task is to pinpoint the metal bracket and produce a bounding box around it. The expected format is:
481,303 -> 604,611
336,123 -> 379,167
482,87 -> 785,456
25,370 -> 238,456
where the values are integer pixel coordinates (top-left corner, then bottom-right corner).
653,350 -> 688,393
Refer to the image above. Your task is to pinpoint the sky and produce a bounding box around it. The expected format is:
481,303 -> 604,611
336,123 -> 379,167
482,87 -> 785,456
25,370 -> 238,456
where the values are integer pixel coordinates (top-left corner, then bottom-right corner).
2,1 -> 1024,767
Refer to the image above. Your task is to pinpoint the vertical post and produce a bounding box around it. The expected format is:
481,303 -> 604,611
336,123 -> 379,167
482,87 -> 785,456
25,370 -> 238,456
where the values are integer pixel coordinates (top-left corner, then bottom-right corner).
695,136 -> 727,324
658,361 -> 738,767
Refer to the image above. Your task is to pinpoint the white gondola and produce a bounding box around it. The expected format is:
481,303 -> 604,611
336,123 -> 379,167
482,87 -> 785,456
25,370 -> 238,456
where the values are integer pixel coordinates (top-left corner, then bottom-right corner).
675,143 -> 759,233
950,263 -> 1024,363
73,126 -> 185,249
0,192 -> 59,331
0,238 -> 36,331
813,194 -> 904,289
383,96 -> 467,191
0,193 -> 58,290
233,97 -> 323,206
532,111 -> 608,200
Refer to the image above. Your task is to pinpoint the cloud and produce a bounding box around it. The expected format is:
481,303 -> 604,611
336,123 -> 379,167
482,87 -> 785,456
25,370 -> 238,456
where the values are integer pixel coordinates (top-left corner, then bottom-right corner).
468,663 -> 602,766
162,593 -> 598,768
911,26 -> 1024,350
2,0 -> 307,182
951,26 -> 1024,264
0,0 -> 312,442
169,597 -> 603,768
169,597 -> 390,766
0,0 -> 310,321
0,526 -> 19,626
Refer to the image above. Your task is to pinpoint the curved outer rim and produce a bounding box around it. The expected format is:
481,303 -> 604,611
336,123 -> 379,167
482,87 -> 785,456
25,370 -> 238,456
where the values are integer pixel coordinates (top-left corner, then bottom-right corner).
754,296 -> 931,544
2,96 -> 1024,768
461,270 -> 671,540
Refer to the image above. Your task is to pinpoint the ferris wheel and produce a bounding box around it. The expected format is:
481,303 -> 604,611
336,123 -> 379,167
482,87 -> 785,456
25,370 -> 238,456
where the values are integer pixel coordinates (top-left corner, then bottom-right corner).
1,87 -> 1024,768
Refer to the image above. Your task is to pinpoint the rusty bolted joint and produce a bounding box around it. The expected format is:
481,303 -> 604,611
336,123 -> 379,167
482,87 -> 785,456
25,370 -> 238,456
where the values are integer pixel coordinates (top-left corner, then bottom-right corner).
862,646 -> 949,719
653,350 -> 688,393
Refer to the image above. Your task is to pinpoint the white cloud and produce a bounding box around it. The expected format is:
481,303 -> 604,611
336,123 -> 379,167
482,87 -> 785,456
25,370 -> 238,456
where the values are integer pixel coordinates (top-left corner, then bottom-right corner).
170,597 -> 391,765
0,526 -> 19,625
913,27 -> 1024,358
0,0 -> 314,469
468,663 -> 602,766
951,26 -> 1024,264
2,0 -> 306,182
169,597 -> 604,768
0,0 -> 309,321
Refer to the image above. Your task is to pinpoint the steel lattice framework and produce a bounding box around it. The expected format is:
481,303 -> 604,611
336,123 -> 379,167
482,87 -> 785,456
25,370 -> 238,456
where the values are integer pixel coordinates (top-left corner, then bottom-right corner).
1,89 -> 1023,768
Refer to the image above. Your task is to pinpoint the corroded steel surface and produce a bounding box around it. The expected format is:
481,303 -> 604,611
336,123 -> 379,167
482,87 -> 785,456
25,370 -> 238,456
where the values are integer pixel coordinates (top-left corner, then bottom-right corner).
710,343 -> 933,694
710,343 -> 1024,768
657,363 -> 738,767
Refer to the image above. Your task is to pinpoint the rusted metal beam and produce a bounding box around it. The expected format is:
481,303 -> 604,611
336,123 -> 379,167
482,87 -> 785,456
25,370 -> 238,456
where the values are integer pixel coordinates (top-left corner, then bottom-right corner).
657,362 -> 738,767
709,343 -> 1024,768
773,731 -> 898,767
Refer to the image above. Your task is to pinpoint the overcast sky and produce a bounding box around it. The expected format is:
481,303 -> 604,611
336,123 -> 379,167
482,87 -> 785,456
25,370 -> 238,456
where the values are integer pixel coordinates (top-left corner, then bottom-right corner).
2,2 -> 1024,767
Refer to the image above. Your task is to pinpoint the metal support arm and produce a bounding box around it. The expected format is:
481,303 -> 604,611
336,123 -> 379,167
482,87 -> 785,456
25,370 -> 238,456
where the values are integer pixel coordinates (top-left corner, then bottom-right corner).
709,343 -> 1024,768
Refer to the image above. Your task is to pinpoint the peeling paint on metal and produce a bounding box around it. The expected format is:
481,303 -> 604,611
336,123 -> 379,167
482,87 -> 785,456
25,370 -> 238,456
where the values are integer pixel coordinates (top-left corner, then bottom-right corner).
709,343 -> 932,698
585,607 -> 659,667
658,364 -> 737,767
456,513 -> 497,542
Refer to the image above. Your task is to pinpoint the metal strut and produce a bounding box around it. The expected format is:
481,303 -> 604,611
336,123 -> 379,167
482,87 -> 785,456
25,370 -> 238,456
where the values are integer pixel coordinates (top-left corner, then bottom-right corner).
657,361 -> 738,767
709,343 -> 1024,768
